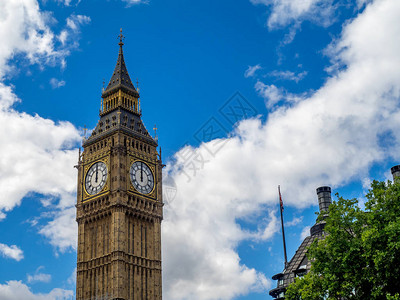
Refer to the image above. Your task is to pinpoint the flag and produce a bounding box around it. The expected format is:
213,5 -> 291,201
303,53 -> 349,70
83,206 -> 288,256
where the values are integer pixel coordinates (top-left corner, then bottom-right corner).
278,185 -> 284,212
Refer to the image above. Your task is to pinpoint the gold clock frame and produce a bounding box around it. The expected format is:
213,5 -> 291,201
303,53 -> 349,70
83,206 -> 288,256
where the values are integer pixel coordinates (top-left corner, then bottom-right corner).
82,157 -> 110,201
128,157 -> 156,199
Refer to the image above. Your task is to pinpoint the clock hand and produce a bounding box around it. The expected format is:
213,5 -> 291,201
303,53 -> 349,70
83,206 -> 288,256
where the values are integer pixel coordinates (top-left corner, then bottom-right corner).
95,164 -> 98,183
141,162 -> 143,182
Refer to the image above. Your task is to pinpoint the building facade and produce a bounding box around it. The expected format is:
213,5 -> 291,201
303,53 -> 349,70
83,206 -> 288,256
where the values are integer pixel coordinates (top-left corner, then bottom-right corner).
269,186 -> 332,299
75,33 -> 163,300
269,165 -> 400,299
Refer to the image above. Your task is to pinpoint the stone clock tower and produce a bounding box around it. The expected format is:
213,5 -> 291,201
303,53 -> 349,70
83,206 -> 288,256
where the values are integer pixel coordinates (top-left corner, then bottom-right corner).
76,32 -> 163,300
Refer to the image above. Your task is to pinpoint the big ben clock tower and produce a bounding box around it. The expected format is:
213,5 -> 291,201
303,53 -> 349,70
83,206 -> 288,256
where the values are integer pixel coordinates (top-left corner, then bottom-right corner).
76,31 -> 163,300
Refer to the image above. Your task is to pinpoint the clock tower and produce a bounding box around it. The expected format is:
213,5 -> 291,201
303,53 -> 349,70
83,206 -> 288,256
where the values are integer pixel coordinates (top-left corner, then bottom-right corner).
76,32 -> 163,300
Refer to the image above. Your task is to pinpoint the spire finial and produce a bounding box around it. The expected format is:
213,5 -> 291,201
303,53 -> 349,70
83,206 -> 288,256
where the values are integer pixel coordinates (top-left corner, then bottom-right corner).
118,28 -> 125,47
153,124 -> 158,141
83,125 -> 87,140
136,78 -> 140,92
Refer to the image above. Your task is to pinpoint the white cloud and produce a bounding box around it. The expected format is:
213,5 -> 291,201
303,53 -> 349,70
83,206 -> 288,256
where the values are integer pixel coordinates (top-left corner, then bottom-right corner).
285,216 -> 303,227
162,145 -> 273,299
27,272 -> 51,284
0,84 -> 80,221
357,0 -> 373,7
254,210 -> 280,241
0,281 -> 72,300
39,206 -> 77,252
0,0 -> 86,253
162,0 -> 400,298
67,268 -> 76,285
122,0 -> 149,6
244,64 -> 262,78
49,78 -> 66,89
56,0 -> 80,6
268,70 -> 308,82
254,81 -> 304,108
300,226 -> 311,240
255,82 -> 284,107
0,1 -> 90,79
249,0 -> 337,29
0,0 -> 62,79
0,243 -> 24,261
66,15 -> 91,32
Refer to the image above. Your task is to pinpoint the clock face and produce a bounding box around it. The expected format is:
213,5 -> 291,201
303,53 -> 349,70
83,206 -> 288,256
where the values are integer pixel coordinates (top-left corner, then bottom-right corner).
85,161 -> 108,195
130,161 -> 154,194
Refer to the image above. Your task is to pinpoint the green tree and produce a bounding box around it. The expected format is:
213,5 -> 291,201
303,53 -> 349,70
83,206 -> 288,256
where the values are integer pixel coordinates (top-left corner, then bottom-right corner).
285,179 -> 400,300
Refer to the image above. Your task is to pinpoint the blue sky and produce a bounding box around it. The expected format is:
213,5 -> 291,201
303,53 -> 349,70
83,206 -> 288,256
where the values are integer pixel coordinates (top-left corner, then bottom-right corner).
1,0 -> 400,299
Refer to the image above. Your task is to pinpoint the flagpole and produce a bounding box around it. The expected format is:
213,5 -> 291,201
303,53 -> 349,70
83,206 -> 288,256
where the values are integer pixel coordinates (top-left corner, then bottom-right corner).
279,185 -> 288,268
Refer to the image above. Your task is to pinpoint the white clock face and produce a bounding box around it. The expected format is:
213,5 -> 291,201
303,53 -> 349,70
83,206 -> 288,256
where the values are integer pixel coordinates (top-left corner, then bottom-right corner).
130,161 -> 154,194
85,161 -> 107,195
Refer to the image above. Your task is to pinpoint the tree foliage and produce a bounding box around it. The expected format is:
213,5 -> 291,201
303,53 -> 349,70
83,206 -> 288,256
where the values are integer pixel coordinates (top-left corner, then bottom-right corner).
285,179 -> 400,300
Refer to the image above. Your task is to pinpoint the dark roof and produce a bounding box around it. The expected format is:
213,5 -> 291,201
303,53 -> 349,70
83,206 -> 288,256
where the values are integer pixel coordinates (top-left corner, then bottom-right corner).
269,220 -> 326,298
83,107 -> 157,147
102,41 -> 138,98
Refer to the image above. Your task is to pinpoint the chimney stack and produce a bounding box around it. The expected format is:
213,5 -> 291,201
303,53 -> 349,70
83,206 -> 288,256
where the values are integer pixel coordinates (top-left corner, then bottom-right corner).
391,165 -> 400,180
316,186 -> 331,213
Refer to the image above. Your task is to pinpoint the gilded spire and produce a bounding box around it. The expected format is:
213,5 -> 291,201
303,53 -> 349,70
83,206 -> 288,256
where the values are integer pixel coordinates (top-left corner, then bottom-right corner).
102,29 -> 138,98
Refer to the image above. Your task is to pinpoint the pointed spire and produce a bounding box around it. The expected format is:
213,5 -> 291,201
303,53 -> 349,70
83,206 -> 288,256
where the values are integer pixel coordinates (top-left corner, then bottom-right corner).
102,29 -> 138,98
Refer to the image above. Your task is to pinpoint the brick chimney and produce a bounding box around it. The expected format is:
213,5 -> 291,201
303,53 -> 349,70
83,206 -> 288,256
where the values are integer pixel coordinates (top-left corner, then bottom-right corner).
391,165 -> 400,180
316,186 -> 332,214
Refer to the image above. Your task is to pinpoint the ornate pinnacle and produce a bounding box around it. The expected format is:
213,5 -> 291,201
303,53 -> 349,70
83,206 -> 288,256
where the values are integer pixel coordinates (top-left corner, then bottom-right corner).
118,28 -> 125,47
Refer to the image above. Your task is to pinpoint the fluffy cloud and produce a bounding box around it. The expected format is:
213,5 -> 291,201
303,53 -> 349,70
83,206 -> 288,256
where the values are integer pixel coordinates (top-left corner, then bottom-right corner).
249,0 -> 337,29
0,0 -> 61,78
0,0 -> 90,77
0,281 -> 72,300
254,81 -> 304,108
0,0 -> 84,252
0,84 -> 80,220
39,206 -> 77,251
162,0 -> 400,298
0,84 -> 80,252
0,243 -> 24,261
59,14 -> 91,47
